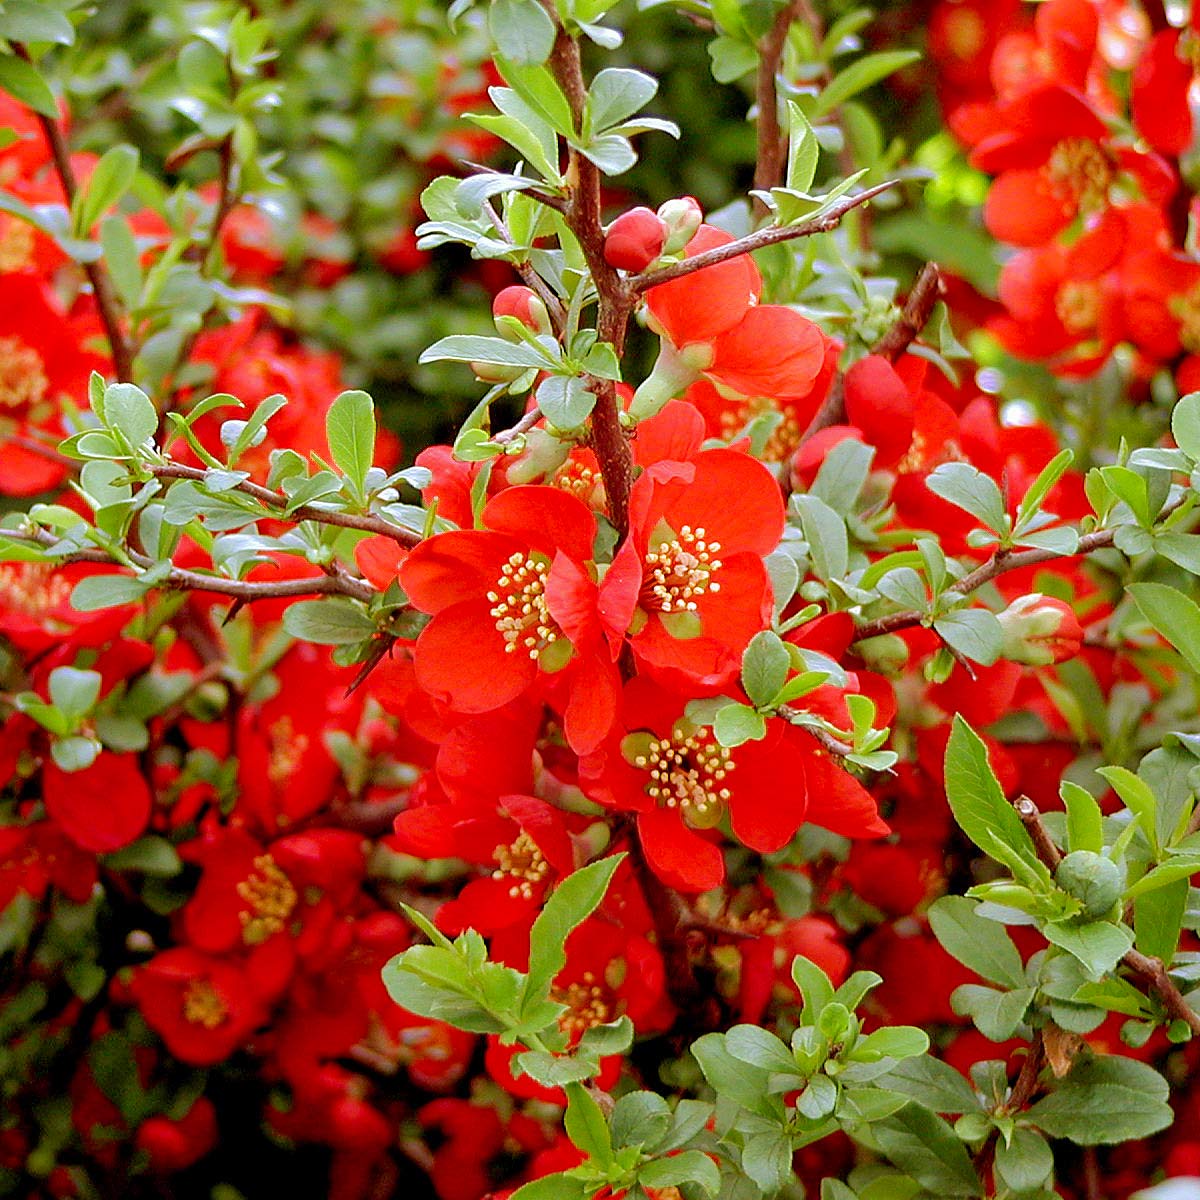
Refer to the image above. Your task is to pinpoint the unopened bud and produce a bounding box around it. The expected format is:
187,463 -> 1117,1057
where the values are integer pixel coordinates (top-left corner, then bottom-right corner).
603,206 -> 668,272
470,360 -> 526,384
505,427 -> 572,483
853,632 -> 909,675
1055,850 -> 1124,920
657,195 -> 703,253
996,594 -> 1084,666
492,285 -> 552,337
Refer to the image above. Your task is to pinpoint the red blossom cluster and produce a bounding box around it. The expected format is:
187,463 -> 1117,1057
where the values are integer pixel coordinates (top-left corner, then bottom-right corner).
6,6 -> 1200,1198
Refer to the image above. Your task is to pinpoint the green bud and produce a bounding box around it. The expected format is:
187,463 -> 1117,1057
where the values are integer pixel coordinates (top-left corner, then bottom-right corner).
1055,850 -> 1125,919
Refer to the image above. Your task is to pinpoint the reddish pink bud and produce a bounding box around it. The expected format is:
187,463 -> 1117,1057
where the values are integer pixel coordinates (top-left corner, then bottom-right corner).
135,1099 -> 218,1173
492,285 -> 551,336
603,206 -> 668,272
843,354 -> 915,467
657,195 -> 703,253
997,594 -> 1084,665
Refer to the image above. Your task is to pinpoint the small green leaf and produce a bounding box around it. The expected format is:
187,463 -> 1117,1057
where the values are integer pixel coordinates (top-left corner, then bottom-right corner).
1015,448 -> 1074,532
928,896 -> 1025,987
994,1128 -> 1053,1193
872,1106 -> 982,1197
1133,875 -> 1189,966
326,390 -> 376,496
563,1082 -> 613,1168
586,67 -> 657,134
48,667 -> 101,720
70,574 -> 149,611
73,145 -> 139,236
0,54 -> 58,118
926,462 -> 1007,532
488,0 -> 556,65
281,599 -> 377,645
639,1149 -> 720,1196
537,375 -> 595,429
0,2 -> 76,45
1171,392 -> 1200,460
714,702 -> 767,747
1061,780 -> 1104,855
882,1055 -> 979,1114
1043,919 -> 1134,978
741,631 -> 791,708
793,493 -> 848,581
785,101 -> 820,193
103,383 -> 158,450
934,608 -> 1003,666
420,334 -> 552,369
813,50 -> 922,117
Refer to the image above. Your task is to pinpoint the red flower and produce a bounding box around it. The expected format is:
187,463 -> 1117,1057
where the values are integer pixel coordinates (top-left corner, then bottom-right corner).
602,438 -> 784,688
401,486 -> 621,748
43,752 -> 152,854
130,947 -> 266,1066
643,223 -> 828,407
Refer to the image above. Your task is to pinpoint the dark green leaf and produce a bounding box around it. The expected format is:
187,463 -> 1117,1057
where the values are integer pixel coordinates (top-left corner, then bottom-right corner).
563,1082 -> 613,1167
537,375 -> 595,429
70,574 -> 149,611
1025,1056 -> 1172,1144
73,145 -> 138,236
873,1106 -> 981,1196
1043,919 -> 1134,978
0,54 -> 58,117
881,1055 -> 979,1115
994,1128 -> 1053,1193
282,599 -> 376,645
638,1150 -> 720,1195
928,896 -> 1025,987
714,702 -> 767,747
934,609 -> 1003,666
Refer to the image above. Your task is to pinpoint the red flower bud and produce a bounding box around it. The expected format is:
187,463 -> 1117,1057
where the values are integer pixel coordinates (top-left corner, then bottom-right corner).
997,594 -> 1084,665
603,206 -> 668,272
136,1099 -> 218,1173
492,285 -> 551,336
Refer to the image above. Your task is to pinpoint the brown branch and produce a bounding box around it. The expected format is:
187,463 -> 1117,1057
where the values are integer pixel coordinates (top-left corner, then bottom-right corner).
481,199 -> 568,333
1013,795 -> 1063,869
16,45 -> 133,382
536,0 -> 636,537
4,528 -> 377,603
492,406 -> 544,447
148,464 -> 420,546
753,1 -> 805,212
631,180 -> 898,295
1011,792 -> 1200,1040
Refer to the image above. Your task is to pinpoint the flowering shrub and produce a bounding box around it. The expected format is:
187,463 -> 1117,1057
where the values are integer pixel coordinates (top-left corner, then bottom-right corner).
8,1 -> 1200,1198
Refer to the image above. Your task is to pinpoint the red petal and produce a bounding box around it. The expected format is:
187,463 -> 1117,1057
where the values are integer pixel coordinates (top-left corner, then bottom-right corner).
483,484 -> 596,563
636,808 -> 725,892
43,752 -> 151,853
400,530 -> 524,614
804,752 -> 890,838
354,536 -> 408,591
727,729 -> 810,852
413,601 -> 537,712
984,169 -> 1072,247
708,306 -> 828,404
632,399 -> 706,466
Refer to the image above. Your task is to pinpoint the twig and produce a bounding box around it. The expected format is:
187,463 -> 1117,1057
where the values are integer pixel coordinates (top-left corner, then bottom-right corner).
149,463 -> 420,546
481,199 -> 567,333
4,528 -> 377,604
16,44 -> 133,382
631,180 -> 898,294
492,406 -> 544,447
1012,793 -> 1200,1040
853,496 -> 1187,644
753,1 -> 806,212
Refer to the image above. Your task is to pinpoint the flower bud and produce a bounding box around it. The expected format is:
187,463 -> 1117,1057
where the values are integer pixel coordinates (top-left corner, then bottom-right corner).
469,360 -> 527,384
504,426 -> 572,483
996,594 -> 1084,666
1055,850 -> 1124,920
657,195 -> 703,253
492,285 -> 552,337
603,206 -> 668,272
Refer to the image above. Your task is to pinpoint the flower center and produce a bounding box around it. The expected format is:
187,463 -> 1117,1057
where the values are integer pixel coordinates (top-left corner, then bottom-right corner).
0,564 -> 72,617
1055,280 -> 1101,335
492,829 -> 550,900
486,551 -> 559,658
183,978 -> 229,1029
267,715 -> 309,787
0,218 -> 34,274
552,971 -> 614,1042
237,854 -> 298,944
1045,138 -> 1114,214
720,399 -> 804,463
944,8 -> 985,61
633,725 -> 734,824
0,336 -> 48,415
554,460 -> 604,507
642,525 -> 722,613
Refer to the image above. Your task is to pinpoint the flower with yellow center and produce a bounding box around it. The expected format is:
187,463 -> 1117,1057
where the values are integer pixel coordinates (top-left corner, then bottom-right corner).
0,336 -> 48,416
183,978 -> 229,1029
491,829 -> 550,900
642,525 -> 723,615
1045,138 -> 1114,215
485,551 -> 561,659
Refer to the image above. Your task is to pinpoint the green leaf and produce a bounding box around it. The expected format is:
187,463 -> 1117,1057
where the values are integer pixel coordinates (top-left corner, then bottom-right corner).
281,599 -> 376,645
513,1050 -> 596,1086
1133,875 -> 1189,966
420,334 -> 552,369
0,2 -> 76,45
495,58 -> 575,135
994,1128 -> 1053,1193
0,54 -> 58,118
690,1033 -> 780,1120
741,1131 -> 796,1197
1099,465 -> 1152,525
579,133 -> 636,174
103,383 -> 158,450
1096,766 -> 1158,854
101,837 -> 182,877
872,1106 -> 981,1197
724,1024 -> 801,1073
934,609 -> 1003,666
1172,391 -> 1200,460
51,736 -> 101,772
489,0 -> 556,65
537,375 -> 595,429
73,145 -> 139,236
881,1055 -> 979,1115
928,896 -> 1025,987
810,437 -> 874,513
792,955 -> 836,1020
1061,780 -> 1104,855
793,493 -> 848,581
1128,582 -> 1200,676
99,216 -> 142,308
1043,919 -> 1134,978
714,702 -> 767,747
1025,1056 -> 1172,1144
587,67 -> 657,134
508,1175 -> 590,1200
944,716 -> 1046,882
70,574 -> 149,611
951,984 -> 1034,1041
785,101 -> 820,193
741,631 -> 791,708
639,1150 -> 721,1195
326,390 -> 376,496
852,1026 -> 929,1062
1015,448 -> 1074,531
610,1091 -> 672,1150
813,50 -> 922,117
522,855 -> 624,1014
926,462 -> 1007,532
48,667 -> 101,720
563,1082 -> 613,1168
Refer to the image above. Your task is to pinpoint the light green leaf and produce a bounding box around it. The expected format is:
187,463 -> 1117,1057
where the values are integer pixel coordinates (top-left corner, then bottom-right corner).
0,54 -> 58,118
714,702 -> 767,747
1129,582 -> 1200,676
741,631 -> 791,708
282,599 -> 376,646
926,462 -> 1007,532
537,375 -> 595,429
73,144 -> 139,236
488,0 -> 556,65
587,67 -> 657,134
326,390 -> 376,496
813,50 -> 922,117
928,896 -> 1025,988
934,609 -> 1003,666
